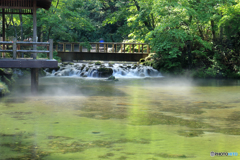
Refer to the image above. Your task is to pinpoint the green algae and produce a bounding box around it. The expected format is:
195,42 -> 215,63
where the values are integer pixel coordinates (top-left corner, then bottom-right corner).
0,132 -> 49,160
156,153 -> 187,158
160,106 -> 205,115
130,112 -> 213,129
98,153 -> 115,158
116,156 -> 128,160
177,130 -> 204,137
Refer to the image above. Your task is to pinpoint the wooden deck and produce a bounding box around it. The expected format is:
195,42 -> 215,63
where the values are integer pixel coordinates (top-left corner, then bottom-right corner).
0,39 -> 58,68
0,58 -> 58,68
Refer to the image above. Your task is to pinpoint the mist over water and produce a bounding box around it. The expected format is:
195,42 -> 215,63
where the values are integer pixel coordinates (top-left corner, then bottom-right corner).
1,72 -> 240,159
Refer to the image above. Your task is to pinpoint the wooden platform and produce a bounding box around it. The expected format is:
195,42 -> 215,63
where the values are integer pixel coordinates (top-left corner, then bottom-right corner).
0,58 -> 58,68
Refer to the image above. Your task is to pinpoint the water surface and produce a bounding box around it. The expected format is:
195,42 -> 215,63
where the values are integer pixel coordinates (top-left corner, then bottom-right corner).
0,77 -> 240,160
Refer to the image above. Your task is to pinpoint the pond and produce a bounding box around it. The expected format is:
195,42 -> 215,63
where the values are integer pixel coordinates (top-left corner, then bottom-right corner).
0,76 -> 240,160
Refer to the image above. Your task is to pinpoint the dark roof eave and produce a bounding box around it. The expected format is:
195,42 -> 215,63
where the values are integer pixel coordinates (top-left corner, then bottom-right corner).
37,0 -> 52,10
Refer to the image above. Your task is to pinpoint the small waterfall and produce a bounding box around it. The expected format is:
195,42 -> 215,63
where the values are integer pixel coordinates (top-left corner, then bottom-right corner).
45,62 -> 162,78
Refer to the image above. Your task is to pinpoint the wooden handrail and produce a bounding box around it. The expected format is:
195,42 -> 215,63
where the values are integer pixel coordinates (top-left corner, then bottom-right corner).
0,38 -> 53,59
56,42 -> 150,54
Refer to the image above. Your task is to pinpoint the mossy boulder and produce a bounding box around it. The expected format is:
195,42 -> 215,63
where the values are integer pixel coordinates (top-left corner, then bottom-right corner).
108,76 -> 115,80
95,61 -> 102,65
62,62 -> 69,65
97,68 -> 113,77
46,66 -> 60,73
139,58 -> 145,63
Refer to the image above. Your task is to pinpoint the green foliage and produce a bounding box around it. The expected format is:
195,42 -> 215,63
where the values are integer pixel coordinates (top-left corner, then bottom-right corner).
0,80 -> 10,95
2,0 -> 240,77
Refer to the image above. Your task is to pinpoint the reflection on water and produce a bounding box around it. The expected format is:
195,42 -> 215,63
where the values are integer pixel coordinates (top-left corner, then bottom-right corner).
0,77 -> 240,160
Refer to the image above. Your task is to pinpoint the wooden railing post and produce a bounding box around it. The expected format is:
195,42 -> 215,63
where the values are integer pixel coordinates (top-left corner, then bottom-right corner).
147,45 -> 150,53
123,44 -> 125,53
121,44 -> 123,53
63,43 -> 66,52
96,43 -> 99,53
132,44 -> 134,53
138,44 -> 140,53
13,37 -> 17,59
106,44 -> 108,53
112,44 -> 114,53
79,43 -> 82,52
142,44 -> 144,54
49,39 -> 53,60
71,43 -> 73,52
129,44 -> 132,53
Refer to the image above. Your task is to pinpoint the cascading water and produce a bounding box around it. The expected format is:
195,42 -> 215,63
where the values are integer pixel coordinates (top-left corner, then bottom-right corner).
45,62 -> 162,78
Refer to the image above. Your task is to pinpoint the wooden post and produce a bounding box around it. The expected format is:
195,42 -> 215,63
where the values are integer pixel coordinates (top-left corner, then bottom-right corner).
33,0 -> 37,59
138,44 -> 140,53
106,44 -> 108,53
13,38 -> 17,59
71,43 -> 74,52
31,68 -> 39,94
132,44 -> 134,53
142,44 -> 144,54
112,44 -> 114,53
49,39 -> 53,59
79,43 -> 82,52
96,44 -> 99,53
121,44 -> 123,53
63,43 -> 66,52
129,44 -> 132,53
2,9 -> 5,58
123,44 -> 125,53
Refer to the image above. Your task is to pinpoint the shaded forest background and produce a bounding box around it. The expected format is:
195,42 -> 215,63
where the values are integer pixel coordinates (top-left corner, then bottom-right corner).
1,0 -> 240,78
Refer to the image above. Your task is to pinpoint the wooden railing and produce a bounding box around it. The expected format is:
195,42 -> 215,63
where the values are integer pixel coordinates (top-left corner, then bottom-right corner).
0,38 -> 53,59
56,42 -> 150,54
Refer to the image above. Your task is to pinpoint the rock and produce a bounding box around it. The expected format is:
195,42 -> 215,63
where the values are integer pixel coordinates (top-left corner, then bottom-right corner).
139,58 -> 145,63
145,56 -> 152,61
114,79 -> 119,81
100,65 -> 106,68
95,61 -> 101,65
127,66 -> 131,69
108,76 -> 115,80
139,73 -> 145,77
82,75 -> 88,77
97,68 -> 113,77
81,65 -> 86,70
69,62 -> 74,65
48,66 -> 60,73
60,67 -> 66,71
62,62 -> 69,65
